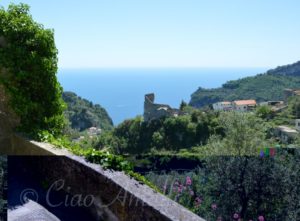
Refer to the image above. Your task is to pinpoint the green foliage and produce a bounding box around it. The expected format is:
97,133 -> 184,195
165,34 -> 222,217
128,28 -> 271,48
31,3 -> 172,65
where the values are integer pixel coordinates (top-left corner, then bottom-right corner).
127,171 -> 161,193
272,96 -> 300,126
96,110 -> 223,154
190,72 -> 300,108
255,105 -> 274,119
146,153 -> 300,221
38,130 -> 133,171
179,100 -> 187,111
0,4 -> 65,136
37,130 -> 160,191
196,112 -> 271,156
266,60 -> 300,77
290,96 -> 300,119
62,91 -> 113,132
143,110 -> 300,220
85,148 -> 132,171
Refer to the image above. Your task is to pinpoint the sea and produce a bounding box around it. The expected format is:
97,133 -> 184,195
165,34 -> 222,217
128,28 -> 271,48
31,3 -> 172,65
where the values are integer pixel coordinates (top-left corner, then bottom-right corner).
58,68 -> 269,126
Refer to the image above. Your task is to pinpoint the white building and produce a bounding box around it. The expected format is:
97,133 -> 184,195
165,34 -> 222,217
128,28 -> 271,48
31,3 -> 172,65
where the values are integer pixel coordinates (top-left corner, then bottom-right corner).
274,126 -> 299,144
212,101 -> 232,111
233,100 -> 257,112
259,101 -> 284,106
87,127 -> 102,136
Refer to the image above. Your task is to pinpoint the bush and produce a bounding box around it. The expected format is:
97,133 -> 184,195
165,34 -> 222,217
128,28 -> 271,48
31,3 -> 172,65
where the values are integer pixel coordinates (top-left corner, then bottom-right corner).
0,4 -> 65,136
96,110 -> 222,154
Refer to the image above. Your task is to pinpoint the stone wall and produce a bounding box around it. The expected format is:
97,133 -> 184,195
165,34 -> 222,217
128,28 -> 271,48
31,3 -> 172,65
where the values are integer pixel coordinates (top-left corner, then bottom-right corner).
0,134 -> 69,155
6,136 -> 205,221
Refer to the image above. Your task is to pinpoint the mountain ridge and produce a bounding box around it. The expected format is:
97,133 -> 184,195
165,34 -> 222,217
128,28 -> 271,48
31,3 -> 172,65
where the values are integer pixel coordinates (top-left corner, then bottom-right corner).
189,60 -> 300,108
266,60 -> 300,76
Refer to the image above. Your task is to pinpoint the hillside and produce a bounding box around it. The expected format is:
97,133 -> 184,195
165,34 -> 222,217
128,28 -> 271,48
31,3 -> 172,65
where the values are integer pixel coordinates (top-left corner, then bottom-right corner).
62,92 -> 113,131
190,61 -> 300,108
266,60 -> 300,76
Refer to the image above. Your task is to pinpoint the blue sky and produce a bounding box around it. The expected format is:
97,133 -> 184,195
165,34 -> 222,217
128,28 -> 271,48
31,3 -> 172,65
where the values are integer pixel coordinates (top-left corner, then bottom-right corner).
1,0 -> 300,68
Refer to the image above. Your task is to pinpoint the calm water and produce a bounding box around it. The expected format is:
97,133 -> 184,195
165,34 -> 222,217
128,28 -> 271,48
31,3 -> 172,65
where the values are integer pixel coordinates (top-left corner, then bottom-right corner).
58,68 -> 268,125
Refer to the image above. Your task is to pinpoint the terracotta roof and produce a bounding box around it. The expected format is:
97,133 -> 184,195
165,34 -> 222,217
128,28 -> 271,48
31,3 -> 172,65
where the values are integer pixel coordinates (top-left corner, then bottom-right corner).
234,100 -> 256,106
221,101 -> 231,105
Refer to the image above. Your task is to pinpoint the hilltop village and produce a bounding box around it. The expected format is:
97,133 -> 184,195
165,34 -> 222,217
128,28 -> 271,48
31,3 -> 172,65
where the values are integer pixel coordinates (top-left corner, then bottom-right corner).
143,89 -> 300,146
210,88 -> 300,145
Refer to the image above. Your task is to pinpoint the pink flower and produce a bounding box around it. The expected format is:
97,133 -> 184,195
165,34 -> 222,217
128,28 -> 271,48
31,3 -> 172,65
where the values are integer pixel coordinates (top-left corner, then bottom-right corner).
211,203 -> 217,210
189,190 -> 194,196
177,186 -> 182,193
217,216 -> 222,221
233,213 -> 239,219
258,215 -> 265,221
194,197 -> 202,207
195,197 -> 202,202
186,176 -> 192,185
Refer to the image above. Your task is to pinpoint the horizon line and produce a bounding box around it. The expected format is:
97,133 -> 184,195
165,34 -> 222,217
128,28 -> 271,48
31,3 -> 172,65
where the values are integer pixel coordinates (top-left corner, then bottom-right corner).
58,66 -> 271,70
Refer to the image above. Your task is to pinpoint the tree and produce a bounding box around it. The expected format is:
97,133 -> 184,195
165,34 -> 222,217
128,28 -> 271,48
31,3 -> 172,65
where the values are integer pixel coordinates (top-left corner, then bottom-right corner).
194,112 -> 299,220
199,154 -> 297,221
0,4 -> 65,136
255,105 -> 273,120
203,112 -> 270,156
180,100 -> 187,111
291,96 -> 300,119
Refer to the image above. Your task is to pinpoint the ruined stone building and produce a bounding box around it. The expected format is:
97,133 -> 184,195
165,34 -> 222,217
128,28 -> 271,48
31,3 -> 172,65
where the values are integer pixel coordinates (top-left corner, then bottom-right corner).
143,93 -> 181,121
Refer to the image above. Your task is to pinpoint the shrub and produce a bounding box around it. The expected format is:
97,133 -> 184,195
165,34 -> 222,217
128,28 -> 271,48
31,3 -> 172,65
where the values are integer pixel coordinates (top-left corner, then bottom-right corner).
0,4 -> 65,136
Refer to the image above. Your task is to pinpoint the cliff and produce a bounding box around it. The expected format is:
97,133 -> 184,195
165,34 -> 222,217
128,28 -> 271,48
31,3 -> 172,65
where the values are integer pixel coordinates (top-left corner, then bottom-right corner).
62,91 -> 113,131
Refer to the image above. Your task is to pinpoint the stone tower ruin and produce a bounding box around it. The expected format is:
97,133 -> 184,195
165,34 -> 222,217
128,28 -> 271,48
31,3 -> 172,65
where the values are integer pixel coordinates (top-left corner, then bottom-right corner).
143,93 -> 181,122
